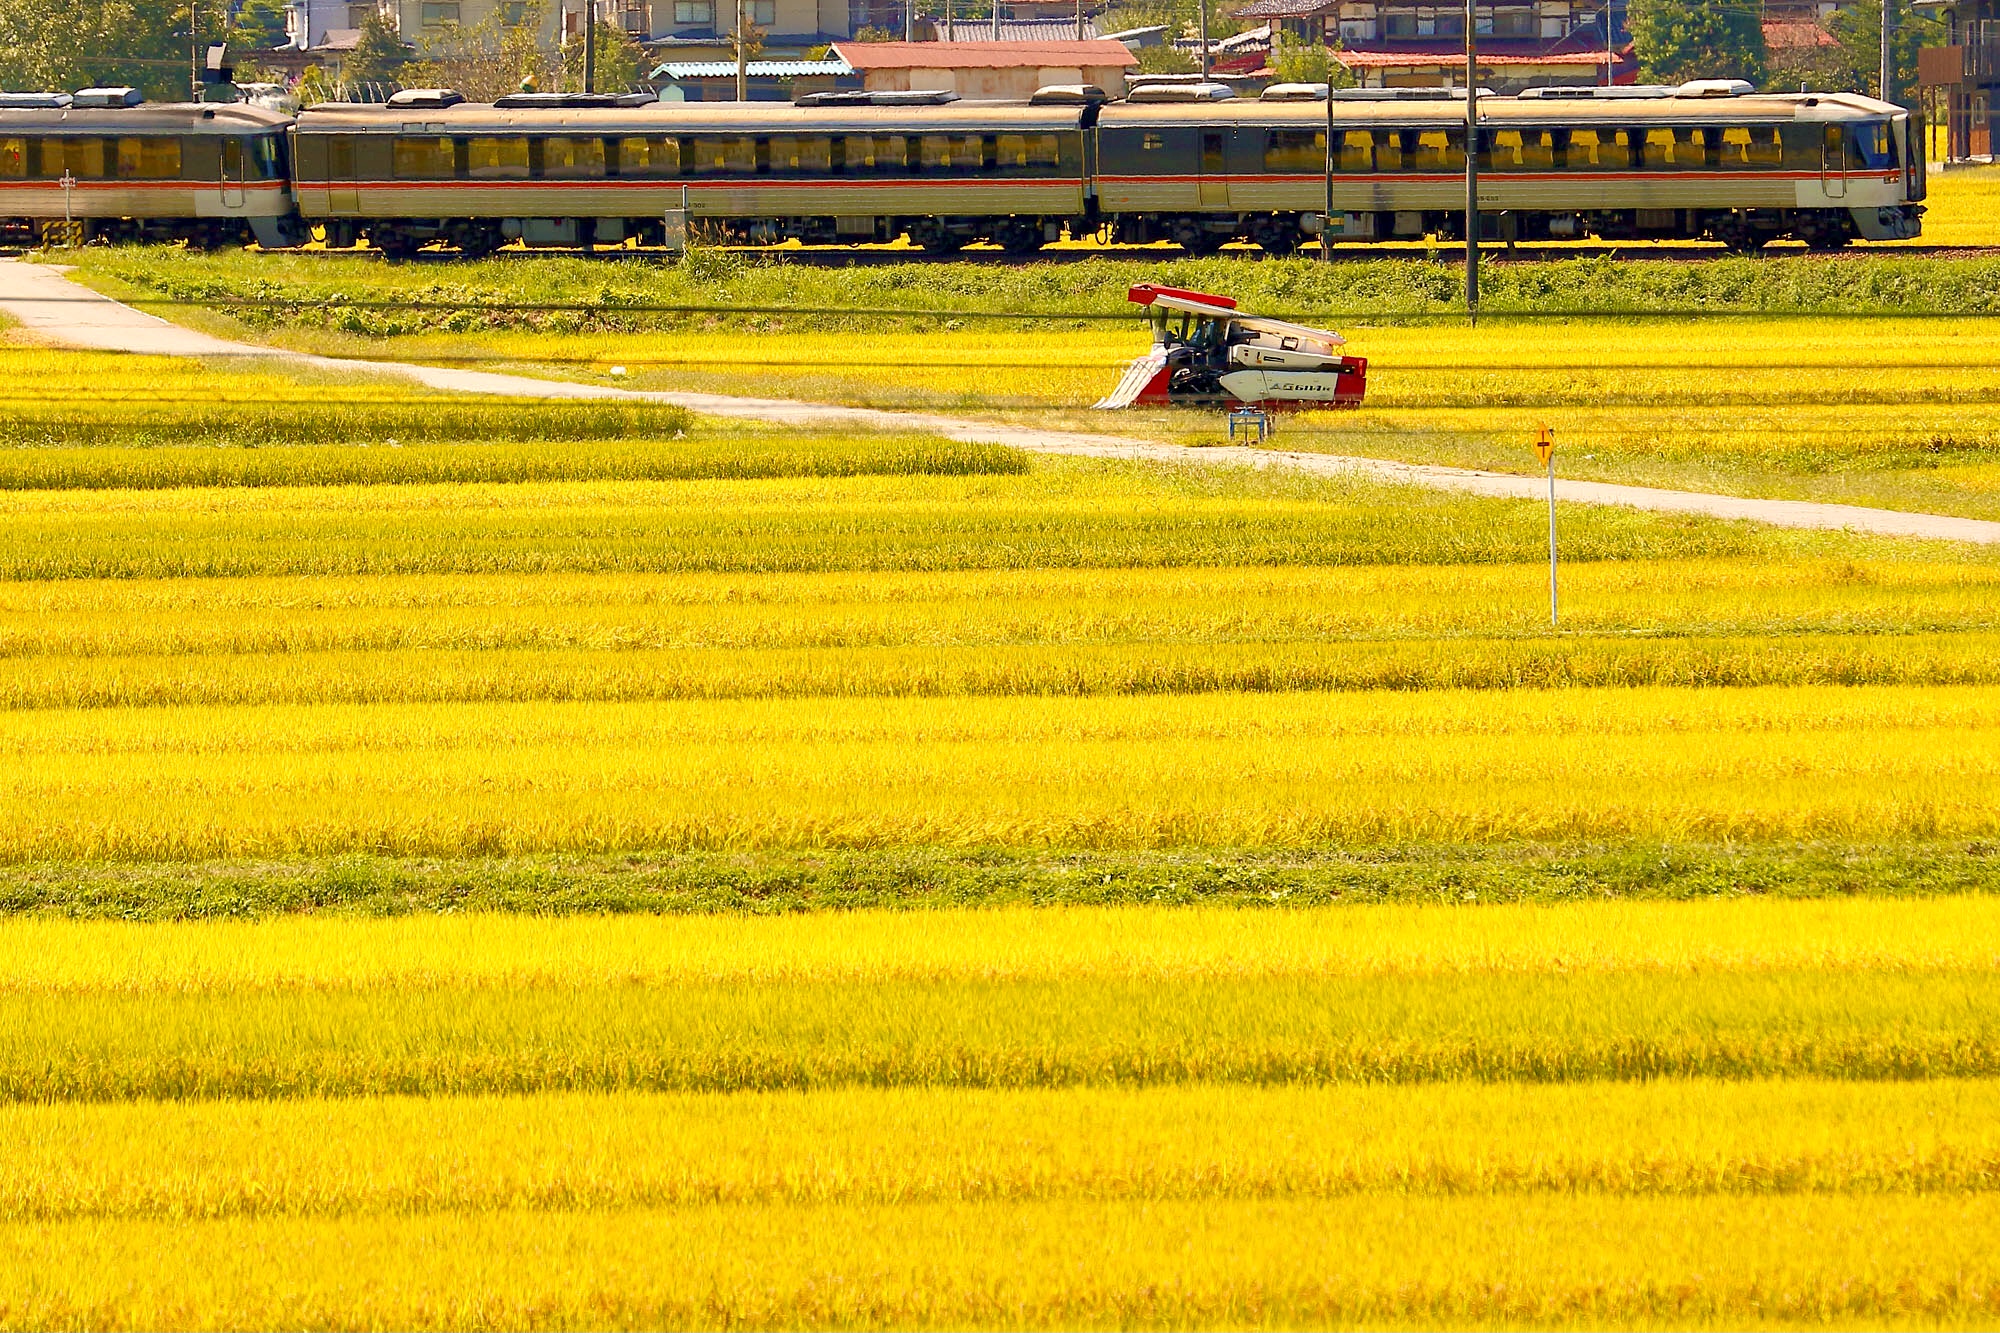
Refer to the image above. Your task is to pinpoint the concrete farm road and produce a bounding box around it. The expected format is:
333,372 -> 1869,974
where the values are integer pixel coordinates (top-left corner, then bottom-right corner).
4,258 -> 1998,547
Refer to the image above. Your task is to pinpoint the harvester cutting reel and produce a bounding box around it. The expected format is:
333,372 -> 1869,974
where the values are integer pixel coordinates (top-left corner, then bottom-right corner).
1093,284 -> 1368,412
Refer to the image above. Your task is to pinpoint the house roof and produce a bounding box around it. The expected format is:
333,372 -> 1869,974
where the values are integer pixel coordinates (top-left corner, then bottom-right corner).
1334,45 -> 1614,66
1231,0 -> 1338,18
830,39 -> 1139,68
1763,18 -> 1838,48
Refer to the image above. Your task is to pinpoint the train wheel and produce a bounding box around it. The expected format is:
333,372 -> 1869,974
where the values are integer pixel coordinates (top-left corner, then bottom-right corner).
1173,220 -> 1224,255
994,220 -> 1043,256
1250,217 -> 1300,256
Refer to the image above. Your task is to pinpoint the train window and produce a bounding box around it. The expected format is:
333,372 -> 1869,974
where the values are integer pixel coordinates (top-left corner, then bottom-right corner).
1716,126 -> 1781,168
540,137 -> 606,178
920,134 -> 980,171
692,136 -> 754,174
1640,127 -> 1707,168
1847,121 -> 1894,168
996,133 -> 1060,169
1484,128 -> 1554,170
392,136 -> 452,178
466,136 -> 529,178
617,136 -> 682,176
767,135 -> 832,173
1264,129 -> 1324,172
1564,127 -> 1628,169
1337,130 -> 1370,172
840,134 -> 904,172
113,137 -> 181,178
1411,129 -> 1463,172
250,135 -> 284,179
1374,130 -> 1405,171
0,138 -> 21,177
39,138 -> 106,178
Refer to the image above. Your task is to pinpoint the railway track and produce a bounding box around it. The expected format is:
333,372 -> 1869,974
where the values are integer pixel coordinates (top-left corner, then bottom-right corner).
6,243 -> 1996,266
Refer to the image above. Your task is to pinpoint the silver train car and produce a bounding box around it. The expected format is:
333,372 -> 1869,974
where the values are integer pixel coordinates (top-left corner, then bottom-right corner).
0,82 -> 1925,254
0,91 -> 301,249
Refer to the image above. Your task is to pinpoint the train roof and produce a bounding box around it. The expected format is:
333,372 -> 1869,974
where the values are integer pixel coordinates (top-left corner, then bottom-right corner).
295,100 -> 1090,134
0,101 -> 292,134
1098,91 -> 1904,127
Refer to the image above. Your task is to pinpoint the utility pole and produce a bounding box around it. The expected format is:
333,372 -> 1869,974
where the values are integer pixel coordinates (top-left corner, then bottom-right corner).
1075,0 -> 1083,39
191,0 -> 201,101
584,0 -> 596,92
1604,0 -> 1613,86
1199,0 -> 1211,78
736,0 -> 747,99
1464,0 -> 1478,325
904,0 -> 912,41
1880,0 -> 1893,103
992,0 -> 1000,39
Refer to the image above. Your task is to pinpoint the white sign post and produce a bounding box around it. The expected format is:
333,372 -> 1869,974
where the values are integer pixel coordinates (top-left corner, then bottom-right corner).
1534,424 -> 1557,626
58,169 -> 76,246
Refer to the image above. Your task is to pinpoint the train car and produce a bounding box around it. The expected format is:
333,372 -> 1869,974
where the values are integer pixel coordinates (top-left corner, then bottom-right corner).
0,90 -> 301,249
291,90 -> 1094,255
1095,83 -> 1924,252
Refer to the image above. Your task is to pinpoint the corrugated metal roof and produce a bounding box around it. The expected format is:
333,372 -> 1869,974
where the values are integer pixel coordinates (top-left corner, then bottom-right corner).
831,39 -> 1138,67
941,20 -> 1102,40
652,57 -> 852,78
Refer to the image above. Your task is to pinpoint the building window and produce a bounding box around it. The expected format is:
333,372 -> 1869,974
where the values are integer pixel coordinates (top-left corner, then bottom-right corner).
748,0 -> 775,21
347,3 -> 379,25
1383,10 -> 1418,36
421,1 -> 460,25
1492,7 -> 1536,35
674,0 -> 713,22
500,0 -> 528,20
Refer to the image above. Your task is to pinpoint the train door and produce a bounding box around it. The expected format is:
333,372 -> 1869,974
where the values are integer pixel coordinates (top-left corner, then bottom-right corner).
1819,124 -> 1847,198
220,137 -> 247,209
328,138 -> 359,214
1198,130 -> 1228,207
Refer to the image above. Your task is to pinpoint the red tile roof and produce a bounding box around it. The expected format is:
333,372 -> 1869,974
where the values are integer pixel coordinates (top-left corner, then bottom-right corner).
1335,45 -> 1614,66
831,40 -> 1139,68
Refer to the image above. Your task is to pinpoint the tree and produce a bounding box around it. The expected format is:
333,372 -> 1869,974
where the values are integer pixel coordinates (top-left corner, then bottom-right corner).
1827,0 -> 1942,99
399,1 -> 559,101
0,0 -> 204,101
343,8 -> 411,85
1132,43 -> 1196,74
1269,29 -> 1354,87
562,19 -> 645,91
1626,0 -> 1765,85
229,0 -> 290,54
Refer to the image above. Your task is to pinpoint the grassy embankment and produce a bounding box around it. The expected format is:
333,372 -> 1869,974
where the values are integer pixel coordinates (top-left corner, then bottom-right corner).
64,244 -> 2000,519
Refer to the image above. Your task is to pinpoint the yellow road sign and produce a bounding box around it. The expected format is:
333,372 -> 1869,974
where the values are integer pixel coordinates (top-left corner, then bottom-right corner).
1533,424 -> 1554,467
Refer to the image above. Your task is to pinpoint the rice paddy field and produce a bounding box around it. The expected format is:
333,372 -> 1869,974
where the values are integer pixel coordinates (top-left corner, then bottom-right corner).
9,243 -> 2000,1326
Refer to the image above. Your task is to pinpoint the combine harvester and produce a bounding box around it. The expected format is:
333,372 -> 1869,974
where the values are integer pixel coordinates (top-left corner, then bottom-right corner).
1094,284 -> 1367,411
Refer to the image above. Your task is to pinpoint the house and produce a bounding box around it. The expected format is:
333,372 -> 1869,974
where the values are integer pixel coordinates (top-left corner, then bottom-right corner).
1228,0 -> 1631,91
828,38 -> 1137,97
1917,0 -> 1996,158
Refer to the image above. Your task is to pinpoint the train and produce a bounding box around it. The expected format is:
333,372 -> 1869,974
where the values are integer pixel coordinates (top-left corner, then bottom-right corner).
0,79 -> 1925,255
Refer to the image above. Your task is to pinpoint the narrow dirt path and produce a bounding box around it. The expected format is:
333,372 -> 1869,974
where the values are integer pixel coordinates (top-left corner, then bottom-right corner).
6,258 -> 1998,546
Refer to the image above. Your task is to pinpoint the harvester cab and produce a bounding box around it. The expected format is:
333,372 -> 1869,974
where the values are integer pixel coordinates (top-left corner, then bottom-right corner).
1093,284 -> 1367,412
